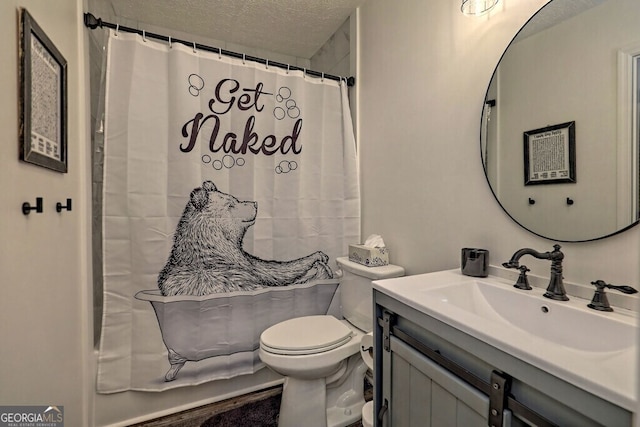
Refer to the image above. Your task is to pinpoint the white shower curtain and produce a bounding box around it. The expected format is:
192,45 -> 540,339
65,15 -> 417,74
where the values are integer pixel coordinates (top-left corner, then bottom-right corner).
97,30 -> 360,393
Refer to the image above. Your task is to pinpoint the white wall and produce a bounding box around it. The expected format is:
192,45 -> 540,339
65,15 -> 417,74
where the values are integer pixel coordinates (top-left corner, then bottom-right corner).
0,1 -> 92,426
357,0 -> 639,289
357,0 -> 639,419
311,17 -> 351,78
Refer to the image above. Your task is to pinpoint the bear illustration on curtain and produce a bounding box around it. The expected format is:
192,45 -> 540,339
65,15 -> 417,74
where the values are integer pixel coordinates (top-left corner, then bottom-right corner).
158,180 -> 334,296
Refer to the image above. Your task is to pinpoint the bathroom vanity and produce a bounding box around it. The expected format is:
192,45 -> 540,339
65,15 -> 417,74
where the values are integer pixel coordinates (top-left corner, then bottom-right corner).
372,270 -> 637,426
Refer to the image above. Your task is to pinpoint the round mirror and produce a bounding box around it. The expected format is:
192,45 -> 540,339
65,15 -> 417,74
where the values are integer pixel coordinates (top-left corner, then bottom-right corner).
482,0 -> 640,242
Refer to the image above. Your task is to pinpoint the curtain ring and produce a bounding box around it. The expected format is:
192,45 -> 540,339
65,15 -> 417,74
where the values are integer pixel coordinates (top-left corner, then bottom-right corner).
218,47 -> 222,59
193,42 -> 197,53
265,59 -> 269,70
321,72 -> 325,82
286,64 -> 290,74
303,68 -> 306,78
115,24 -> 119,36
142,30 -> 146,42
242,53 -> 246,64
168,36 -> 172,48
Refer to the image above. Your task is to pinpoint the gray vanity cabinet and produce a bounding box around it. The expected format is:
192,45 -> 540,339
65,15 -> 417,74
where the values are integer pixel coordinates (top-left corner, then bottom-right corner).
373,290 -> 632,427
382,335 -> 513,426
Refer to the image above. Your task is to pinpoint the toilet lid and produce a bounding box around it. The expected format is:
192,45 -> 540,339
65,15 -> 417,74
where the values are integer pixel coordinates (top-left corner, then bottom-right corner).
260,315 -> 353,355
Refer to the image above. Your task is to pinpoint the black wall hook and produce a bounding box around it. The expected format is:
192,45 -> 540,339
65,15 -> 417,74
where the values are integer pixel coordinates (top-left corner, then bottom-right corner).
22,197 -> 43,215
566,197 -> 574,205
528,198 -> 535,205
56,198 -> 72,212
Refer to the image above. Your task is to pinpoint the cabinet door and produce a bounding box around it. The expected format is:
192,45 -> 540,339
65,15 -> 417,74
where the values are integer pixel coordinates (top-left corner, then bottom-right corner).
382,337 -> 512,427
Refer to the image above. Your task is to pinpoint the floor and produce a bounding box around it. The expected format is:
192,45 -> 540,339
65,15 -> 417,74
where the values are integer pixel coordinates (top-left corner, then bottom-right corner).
130,380 -> 371,427
200,394 -> 281,427
201,395 -> 363,427
129,386 -> 282,427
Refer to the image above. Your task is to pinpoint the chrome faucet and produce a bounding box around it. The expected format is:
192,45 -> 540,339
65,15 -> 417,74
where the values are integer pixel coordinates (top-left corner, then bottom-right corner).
502,244 -> 568,301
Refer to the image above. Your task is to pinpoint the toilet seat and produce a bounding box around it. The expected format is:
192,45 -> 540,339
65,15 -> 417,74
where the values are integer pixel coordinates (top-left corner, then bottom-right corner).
260,315 -> 353,355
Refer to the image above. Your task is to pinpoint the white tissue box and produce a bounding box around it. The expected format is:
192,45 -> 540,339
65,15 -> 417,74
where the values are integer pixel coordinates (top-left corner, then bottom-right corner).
349,244 -> 389,267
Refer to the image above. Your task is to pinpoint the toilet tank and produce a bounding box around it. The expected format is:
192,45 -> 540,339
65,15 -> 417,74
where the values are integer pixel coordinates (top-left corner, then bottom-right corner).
336,257 -> 404,332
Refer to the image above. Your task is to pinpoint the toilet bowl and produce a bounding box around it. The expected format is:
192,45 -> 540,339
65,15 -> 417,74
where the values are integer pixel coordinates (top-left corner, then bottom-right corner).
259,257 -> 404,427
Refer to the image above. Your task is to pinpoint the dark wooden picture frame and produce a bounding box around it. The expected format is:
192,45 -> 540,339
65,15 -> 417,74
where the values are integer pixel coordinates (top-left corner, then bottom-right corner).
524,121 -> 575,185
19,8 -> 68,173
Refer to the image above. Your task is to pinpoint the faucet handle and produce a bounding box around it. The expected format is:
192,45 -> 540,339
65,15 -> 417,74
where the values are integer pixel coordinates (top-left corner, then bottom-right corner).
590,280 -> 638,294
514,265 -> 532,290
588,280 -> 638,312
607,284 -> 638,294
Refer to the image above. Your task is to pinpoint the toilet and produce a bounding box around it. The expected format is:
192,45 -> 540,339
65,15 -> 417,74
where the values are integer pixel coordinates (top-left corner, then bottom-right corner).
259,257 -> 404,427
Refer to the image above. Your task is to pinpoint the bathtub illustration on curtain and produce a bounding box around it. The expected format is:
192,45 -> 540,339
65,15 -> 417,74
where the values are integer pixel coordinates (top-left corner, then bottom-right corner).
136,180 -> 337,381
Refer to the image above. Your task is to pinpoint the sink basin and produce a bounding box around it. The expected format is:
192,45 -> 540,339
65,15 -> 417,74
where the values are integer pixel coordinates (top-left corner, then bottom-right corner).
423,279 -> 635,352
373,269 -> 638,411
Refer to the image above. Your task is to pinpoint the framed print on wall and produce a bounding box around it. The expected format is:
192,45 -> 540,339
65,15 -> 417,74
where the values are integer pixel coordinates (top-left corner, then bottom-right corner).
523,121 -> 575,186
19,8 -> 68,173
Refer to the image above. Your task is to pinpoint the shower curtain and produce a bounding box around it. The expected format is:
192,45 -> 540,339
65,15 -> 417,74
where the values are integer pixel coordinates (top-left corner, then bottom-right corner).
96,30 -> 360,393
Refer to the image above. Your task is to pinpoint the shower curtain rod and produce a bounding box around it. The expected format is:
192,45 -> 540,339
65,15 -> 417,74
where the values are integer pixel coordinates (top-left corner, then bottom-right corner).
83,13 -> 355,87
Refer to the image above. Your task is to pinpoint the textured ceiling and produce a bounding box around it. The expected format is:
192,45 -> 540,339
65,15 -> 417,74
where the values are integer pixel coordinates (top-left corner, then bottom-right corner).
91,0 -> 364,58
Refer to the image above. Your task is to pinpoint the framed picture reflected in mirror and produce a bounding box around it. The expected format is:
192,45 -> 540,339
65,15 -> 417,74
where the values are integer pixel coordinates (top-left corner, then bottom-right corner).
524,121 -> 575,186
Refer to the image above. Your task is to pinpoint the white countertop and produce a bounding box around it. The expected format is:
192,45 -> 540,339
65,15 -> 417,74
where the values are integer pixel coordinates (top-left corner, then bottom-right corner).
373,269 -> 638,412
